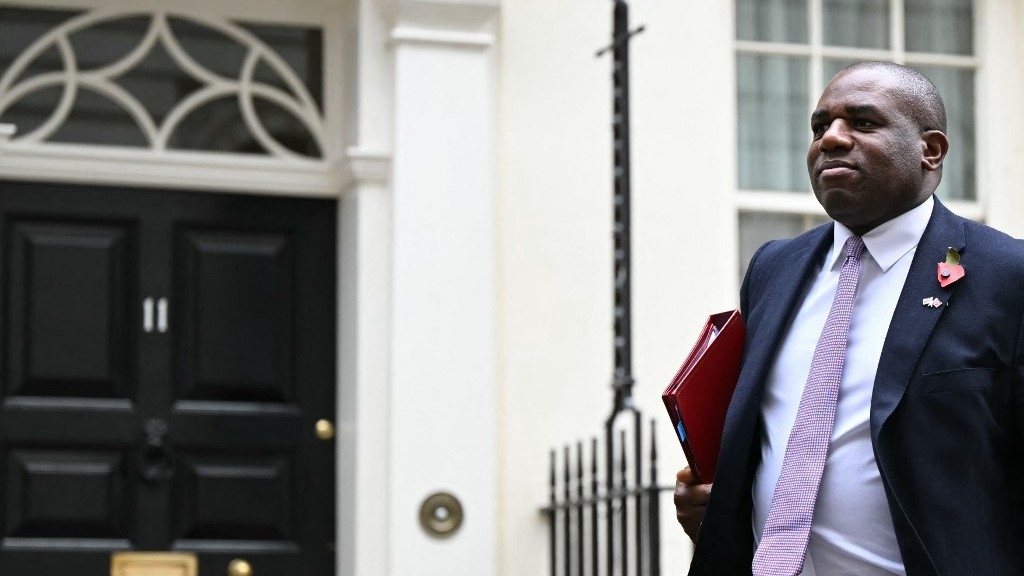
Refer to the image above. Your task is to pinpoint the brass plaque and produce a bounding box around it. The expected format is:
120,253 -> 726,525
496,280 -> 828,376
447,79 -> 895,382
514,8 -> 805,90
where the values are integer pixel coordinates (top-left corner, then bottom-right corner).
111,552 -> 198,576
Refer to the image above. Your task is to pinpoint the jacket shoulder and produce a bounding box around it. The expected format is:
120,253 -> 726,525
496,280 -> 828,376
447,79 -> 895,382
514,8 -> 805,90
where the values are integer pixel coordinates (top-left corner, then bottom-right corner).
745,222 -> 832,281
961,218 -> 1024,262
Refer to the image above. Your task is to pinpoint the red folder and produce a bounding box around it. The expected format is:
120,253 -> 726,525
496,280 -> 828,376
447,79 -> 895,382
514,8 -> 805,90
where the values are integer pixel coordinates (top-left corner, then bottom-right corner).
661,310 -> 745,483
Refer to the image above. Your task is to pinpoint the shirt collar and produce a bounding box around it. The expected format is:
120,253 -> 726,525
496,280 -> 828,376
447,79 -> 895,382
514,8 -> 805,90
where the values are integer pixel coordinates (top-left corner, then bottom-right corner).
828,195 -> 934,272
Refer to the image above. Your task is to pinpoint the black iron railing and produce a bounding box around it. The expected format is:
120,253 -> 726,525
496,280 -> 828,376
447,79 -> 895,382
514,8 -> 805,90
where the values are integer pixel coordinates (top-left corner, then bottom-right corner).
543,419 -> 670,576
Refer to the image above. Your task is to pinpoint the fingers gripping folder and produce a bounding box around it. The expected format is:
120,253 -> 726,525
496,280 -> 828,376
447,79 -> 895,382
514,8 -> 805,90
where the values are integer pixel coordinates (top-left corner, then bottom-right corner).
661,310 -> 745,483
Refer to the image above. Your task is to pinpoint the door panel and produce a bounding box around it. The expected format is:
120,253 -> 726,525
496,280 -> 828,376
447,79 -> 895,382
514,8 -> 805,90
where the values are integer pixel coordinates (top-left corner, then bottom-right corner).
1,399 -> 136,445
0,180 -> 336,575
6,449 -> 129,538
174,453 -> 294,540
5,219 -> 135,399
169,404 -> 301,449
177,229 -> 293,402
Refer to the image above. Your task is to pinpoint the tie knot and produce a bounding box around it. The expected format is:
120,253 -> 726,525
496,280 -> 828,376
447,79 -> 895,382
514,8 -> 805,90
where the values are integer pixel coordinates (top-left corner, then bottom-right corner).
844,236 -> 865,262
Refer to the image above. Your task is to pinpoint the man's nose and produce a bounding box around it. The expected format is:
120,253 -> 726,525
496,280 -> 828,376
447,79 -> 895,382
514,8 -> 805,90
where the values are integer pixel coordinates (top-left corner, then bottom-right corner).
819,120 -> 853,150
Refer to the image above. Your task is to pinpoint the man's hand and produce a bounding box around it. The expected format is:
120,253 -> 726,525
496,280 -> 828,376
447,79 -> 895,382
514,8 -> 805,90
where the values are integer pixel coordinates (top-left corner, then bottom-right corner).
674,467 -> 711,543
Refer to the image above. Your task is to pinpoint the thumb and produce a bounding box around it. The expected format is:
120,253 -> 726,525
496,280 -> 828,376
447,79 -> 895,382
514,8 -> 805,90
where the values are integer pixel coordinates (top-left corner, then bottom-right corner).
676,467 -> 696,484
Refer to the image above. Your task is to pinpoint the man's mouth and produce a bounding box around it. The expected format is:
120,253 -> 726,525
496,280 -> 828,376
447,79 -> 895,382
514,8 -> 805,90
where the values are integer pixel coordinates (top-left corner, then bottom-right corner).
817,160 -> 857,178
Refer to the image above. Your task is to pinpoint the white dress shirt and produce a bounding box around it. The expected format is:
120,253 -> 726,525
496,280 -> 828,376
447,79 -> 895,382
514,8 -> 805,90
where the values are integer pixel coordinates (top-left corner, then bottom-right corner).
752,196 -> 934,576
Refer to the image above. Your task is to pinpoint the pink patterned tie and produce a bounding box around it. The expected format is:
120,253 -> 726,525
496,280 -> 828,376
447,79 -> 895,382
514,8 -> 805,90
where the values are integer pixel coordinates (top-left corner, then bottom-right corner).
752,235 -> 866,576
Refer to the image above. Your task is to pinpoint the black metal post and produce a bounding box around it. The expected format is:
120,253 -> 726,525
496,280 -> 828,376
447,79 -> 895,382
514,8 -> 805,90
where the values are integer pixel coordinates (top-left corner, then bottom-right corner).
620,430 -> 629,576
577,441 -> 585,576
600,4 -> 646,575
634,412 -> 643,576
543,5 -> 656,576
564,446 -> 571,576
649,420 -> 661,576
607,0 -> 641,416
590,438 -> 599,576
549,450 -> 557,576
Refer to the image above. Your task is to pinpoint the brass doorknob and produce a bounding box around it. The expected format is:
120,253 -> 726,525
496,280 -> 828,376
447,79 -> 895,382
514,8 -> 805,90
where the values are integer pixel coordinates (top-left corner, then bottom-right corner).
315,419 -> 335,440
228,559 -> 252,576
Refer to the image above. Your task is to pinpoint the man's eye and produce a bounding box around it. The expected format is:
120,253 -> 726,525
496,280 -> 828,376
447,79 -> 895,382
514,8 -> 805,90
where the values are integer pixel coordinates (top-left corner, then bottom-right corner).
811,123 -> 828,136
853,119 -> 874,128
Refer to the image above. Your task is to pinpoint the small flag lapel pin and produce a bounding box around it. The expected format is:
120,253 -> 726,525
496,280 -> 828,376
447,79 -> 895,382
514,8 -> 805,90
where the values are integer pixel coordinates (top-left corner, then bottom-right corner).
922,297 -> 943,308
937,247 -> 965,288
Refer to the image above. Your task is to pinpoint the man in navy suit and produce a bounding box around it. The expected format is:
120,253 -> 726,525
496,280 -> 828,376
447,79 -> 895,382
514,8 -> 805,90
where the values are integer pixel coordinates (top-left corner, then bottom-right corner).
674,61 -> 1024,576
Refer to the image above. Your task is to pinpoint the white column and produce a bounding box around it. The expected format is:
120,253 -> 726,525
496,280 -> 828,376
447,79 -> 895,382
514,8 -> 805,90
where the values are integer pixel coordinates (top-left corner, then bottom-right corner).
980,0 -> 1024,237
338,152 -> 394,576
337,2 -> 397,575
388,1 -> 500,575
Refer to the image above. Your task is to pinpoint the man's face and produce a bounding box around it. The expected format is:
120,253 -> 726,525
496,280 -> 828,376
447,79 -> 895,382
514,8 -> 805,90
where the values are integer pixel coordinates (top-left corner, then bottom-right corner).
806,68 -> 930,235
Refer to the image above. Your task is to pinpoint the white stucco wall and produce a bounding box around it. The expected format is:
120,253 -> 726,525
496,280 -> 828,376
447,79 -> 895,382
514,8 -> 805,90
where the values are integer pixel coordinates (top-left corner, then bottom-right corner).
497,2 -> 737,574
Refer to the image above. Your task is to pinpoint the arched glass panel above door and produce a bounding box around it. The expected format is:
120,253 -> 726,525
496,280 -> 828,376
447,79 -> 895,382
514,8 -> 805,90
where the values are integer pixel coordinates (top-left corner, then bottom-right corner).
0,5 -> 325,159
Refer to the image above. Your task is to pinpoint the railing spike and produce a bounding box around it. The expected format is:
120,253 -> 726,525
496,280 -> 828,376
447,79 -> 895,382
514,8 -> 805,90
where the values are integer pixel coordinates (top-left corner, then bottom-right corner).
577,441 -> 584,576
549,449 -> 557,576
590,437 -> 599,576
564,445 -> 571,576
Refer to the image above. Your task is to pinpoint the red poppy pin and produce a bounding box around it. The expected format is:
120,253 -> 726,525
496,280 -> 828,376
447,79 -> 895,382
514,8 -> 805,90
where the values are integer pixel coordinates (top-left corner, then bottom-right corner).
937,247 -> 965,288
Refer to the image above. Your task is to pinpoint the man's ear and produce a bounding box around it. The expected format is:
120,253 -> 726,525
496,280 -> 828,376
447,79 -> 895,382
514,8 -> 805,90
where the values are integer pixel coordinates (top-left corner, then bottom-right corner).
921,130 -> 949,171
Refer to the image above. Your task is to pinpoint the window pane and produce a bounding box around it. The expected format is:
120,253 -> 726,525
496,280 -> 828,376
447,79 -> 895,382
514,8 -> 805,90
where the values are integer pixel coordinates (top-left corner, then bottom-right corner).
736,0 -> 808,43
905,0 -> 972,55
739,212 -> 830,280
48,88 -> 149,146
737,54 -> 809,192
822,0 -> 889,49
915,65 -> 975,201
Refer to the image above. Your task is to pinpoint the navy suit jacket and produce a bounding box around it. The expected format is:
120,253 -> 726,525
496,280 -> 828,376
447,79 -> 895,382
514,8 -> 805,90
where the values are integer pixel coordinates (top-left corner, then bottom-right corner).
689,198 -> 1024,576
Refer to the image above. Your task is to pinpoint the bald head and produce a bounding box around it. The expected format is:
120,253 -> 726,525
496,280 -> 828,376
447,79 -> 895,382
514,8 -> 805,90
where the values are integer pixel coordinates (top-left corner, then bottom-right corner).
832,61 -> 947,133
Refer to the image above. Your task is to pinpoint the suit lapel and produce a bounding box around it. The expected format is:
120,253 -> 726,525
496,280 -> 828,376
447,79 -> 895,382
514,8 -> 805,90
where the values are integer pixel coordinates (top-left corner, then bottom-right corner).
739,229 -> 831,398
871,200 -> 966,437
723,225 -> 833,472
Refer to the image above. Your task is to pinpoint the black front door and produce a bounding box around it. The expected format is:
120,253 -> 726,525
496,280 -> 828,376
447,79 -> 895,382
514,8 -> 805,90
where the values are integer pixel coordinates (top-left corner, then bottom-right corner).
0,180 -> 336,575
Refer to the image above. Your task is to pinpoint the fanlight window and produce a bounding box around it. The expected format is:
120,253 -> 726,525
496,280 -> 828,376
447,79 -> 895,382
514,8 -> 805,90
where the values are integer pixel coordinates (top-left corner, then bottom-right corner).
0,6 -> 325,159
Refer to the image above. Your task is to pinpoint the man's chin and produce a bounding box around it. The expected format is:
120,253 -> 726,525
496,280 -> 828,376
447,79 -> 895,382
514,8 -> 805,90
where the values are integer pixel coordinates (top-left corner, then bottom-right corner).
814,188 -> 859,214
